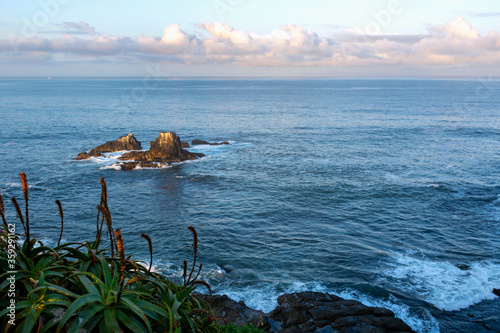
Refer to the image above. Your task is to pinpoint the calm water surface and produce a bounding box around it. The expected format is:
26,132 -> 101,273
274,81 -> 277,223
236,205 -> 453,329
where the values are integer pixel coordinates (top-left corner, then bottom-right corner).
1,78 -> 499,332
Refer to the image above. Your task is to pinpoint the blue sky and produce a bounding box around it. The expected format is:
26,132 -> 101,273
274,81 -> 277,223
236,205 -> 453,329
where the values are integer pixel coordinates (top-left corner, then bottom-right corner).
1,0 -> 499,77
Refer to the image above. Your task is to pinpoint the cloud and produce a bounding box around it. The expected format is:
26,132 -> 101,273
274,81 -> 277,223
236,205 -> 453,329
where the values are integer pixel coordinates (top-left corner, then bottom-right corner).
62,21 -> 96,35
463,12 -> 500,18
1,17 -> 499,72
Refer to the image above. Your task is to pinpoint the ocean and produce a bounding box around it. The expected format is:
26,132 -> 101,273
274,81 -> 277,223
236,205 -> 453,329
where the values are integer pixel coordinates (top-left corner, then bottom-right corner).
1,78 -> 499,332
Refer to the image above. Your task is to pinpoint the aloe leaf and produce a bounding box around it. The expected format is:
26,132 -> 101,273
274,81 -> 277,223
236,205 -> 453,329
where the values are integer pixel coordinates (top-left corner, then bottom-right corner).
79,260 -> 91,272
98,255 -> 112,287
61,247 -> 91,261
57,293 -> 103,331
119,297 -> 152,332
103,308 -> 122,333
116,309 -> 150,333
67,302 -> 106,333
83,311 -> 104,332
21,307 -> 42,333
43,298 -> 71,307
75,273 -> 99,295
131,298 -> 169,318
45,283 -> 80,298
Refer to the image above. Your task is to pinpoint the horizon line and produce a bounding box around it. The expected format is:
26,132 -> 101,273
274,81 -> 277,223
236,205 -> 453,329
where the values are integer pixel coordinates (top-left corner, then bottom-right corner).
1,76 -> 499,80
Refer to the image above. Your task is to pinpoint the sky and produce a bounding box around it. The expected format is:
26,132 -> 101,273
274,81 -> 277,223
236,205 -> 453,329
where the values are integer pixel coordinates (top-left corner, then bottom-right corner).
0,0 -> 499,77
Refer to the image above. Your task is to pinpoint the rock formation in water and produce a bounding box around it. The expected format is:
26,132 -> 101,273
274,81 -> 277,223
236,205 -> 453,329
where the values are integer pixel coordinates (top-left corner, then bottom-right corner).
74,132 -> 219,170
74,133 -> 142,160
192,139 -> 230,146
119,132 -> 205,170
199,291 -> 415,333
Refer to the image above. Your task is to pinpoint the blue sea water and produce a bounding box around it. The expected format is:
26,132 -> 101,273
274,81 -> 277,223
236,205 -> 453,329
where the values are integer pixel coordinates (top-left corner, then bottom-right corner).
1,78 -> 499,332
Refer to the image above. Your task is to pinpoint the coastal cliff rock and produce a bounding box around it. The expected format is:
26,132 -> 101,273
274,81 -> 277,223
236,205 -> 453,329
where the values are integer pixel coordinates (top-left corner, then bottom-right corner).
201,291 -> 415,333
74,133 -> 142,160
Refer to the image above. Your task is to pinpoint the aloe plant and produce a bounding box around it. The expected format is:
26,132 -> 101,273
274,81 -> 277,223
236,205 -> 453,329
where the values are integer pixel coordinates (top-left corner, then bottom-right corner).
0,174 -> 217,332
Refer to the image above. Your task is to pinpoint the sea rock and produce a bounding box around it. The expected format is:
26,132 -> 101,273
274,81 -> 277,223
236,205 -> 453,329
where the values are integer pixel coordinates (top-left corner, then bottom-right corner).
75,132 -> 206,168
74,151 -> 102,160
493,288 -> 500,297
90,133 -> 142,154
120,161 -> 162,171
200,291 -> 415,333
192,139 -> 230,146
269,292 -> 415,333
181,141 -> 191,148
74,133 -> 141,160
209,141 -> 230,146
192,139 -> 210,145
120,132 -> 204,163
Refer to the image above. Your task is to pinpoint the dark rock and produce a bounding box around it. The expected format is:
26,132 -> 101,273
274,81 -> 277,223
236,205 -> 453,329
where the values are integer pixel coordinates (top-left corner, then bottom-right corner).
493,288 -> 500,297
75,131 -> 205,167
192,139 -> 210,145
181,141 -> 191,148
269,292 -> 415,333
198,291 -> 414,333
90,133 -> 141,155
120,162 -> 139,171
197,294 -> 270,330
119,132 -> 200,163
193,139 -> 230,146
119,151 -> 144,161
120,161 -> 163,171
209,141 -> 230,146
74,133 -> 141,160
74,151 -> 98,160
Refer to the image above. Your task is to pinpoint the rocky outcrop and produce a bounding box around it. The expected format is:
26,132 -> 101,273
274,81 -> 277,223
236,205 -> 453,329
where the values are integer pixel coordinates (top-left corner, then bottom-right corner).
74,133 -> 141,160
74,132 -> 212,169
119,161 -> 162,171
192,139 -> 210,145
120,132 -> 203,164
493,288 -> 500,297
201,291 -> 415,333
192,139 -> 230,146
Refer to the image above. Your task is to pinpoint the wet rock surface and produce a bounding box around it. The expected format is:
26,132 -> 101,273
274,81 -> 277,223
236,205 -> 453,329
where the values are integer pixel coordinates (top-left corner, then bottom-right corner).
120,132 -> 201,164
74,133 -> 141,160
201,291 -> 415,333
192,139 -> 230,146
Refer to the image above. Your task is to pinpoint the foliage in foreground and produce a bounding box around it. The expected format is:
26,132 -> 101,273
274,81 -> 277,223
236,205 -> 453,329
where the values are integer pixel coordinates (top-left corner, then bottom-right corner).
219,324 -> 266,333
0,173 -> 222,332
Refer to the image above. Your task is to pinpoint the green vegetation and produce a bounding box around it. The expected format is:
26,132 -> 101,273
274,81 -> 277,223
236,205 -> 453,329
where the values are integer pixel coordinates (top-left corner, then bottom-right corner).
0,173 -> 264,332
219,324 -> 265,333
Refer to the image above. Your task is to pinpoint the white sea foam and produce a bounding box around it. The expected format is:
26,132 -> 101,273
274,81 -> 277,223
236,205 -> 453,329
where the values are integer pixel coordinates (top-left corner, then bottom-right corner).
383,252 -> 500,312
99,164 -> 121,171
335,289 -> 440,333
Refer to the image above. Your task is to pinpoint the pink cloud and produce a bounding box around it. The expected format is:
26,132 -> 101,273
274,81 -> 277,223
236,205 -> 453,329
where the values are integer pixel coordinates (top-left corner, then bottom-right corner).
1,18 -> 499,70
